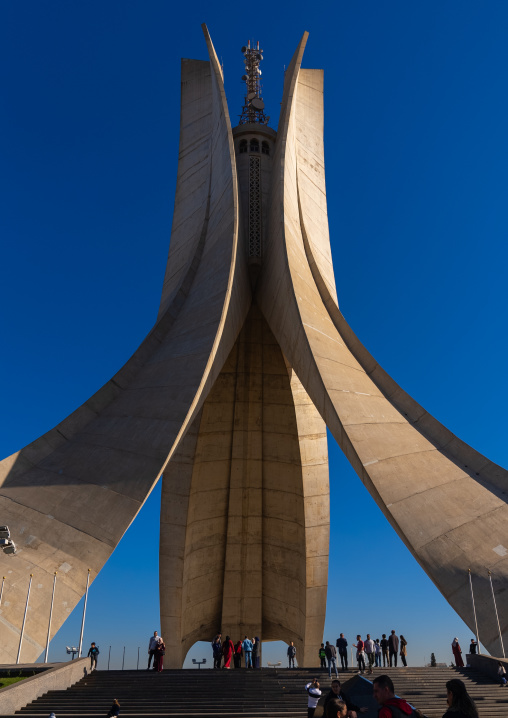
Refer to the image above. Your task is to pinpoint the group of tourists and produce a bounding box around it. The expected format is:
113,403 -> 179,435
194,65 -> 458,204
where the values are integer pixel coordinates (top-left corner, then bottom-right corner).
316,630 -> 407,677
306,674 -> 480,718
212,633 -> 261,669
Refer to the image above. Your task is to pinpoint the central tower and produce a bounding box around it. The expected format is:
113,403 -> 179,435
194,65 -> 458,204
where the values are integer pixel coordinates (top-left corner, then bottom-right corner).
158,40 -> 330,667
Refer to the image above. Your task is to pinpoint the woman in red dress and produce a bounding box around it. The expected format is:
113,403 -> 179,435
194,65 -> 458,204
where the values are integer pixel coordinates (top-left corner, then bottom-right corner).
222,635 -> 234,669
154,639 -> 165,672
451,638 -> 464,667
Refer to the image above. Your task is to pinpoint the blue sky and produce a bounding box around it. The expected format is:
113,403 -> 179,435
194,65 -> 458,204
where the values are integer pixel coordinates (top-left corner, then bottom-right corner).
1,1 -> 507,669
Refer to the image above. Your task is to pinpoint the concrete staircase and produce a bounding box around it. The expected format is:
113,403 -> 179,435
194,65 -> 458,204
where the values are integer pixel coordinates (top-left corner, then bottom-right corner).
356,665 -> 508,717
4,665 -> 507,717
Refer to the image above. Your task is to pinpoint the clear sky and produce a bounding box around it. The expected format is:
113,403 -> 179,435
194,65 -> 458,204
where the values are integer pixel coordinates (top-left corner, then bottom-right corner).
1,0 -> 507,670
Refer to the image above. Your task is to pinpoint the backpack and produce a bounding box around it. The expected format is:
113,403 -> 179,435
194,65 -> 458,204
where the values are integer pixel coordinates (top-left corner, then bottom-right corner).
381,705 -> 418,718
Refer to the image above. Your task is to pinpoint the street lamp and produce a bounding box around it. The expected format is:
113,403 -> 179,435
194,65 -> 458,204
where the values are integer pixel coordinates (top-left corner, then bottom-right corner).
0,526 -> 16,555
192,658 -> 207,669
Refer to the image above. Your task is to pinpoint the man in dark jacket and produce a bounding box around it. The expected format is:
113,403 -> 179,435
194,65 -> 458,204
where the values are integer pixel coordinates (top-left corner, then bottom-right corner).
388,630 -> 399,667
336,634 -> 348,671
323,679 -> 368,718
380,634 -> 389,668
373,675 -> 418,717
325,641 -> 338,678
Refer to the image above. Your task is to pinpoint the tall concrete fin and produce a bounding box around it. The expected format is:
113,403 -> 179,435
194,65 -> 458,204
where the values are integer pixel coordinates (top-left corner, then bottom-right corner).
259,33 -> 508,657
0,29 -> 250,663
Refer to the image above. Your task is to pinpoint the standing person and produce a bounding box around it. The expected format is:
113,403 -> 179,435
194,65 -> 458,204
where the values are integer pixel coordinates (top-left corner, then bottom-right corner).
212,636 -> 222,669
253,636 -> 261,668
452,638 -> 464,668
400,635 -> 408,667
325,641 -> 338,678
469,639 -> 477,655
353,635 -> 366,674
375,639 -> 382,668
337,634 -> 348,671
323,678 -> 368,717
154,638 -> 165,672
498,662 -> 507,686
107,699 -> 121,717
380,634 -> 389,668
388,630 -> 399,667
319,643 -> 327,669
87,642 -> 99,671
288,641 -> 297,668
147,631 -> 160,670
305,677 -> 322,718
443,678 -> 479,717
373,674 -> 418,717
243,636 -> 253,669
364,634 -> 375,674
233,640 -> 243,669
222,635 -> 234,669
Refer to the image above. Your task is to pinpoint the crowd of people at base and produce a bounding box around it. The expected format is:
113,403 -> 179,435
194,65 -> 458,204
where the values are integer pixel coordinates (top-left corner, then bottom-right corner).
211,633 -> 261,669
305,674 -> 481,718
315,630 -> 408,677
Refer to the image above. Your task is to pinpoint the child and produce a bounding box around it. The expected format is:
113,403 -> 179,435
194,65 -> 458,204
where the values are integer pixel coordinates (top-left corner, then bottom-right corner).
319,643 -> 327,669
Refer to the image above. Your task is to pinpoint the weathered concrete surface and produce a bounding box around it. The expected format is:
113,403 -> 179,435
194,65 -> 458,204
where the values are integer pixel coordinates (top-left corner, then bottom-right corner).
257,31 -> 508,658
0,658 -> 88,715
0,25 -> 250,663
467,653 -> 508,679
160,305 -> 329,667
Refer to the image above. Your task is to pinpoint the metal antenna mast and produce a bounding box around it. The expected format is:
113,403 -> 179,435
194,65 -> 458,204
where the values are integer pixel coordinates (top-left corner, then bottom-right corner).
239,40 -> 269,125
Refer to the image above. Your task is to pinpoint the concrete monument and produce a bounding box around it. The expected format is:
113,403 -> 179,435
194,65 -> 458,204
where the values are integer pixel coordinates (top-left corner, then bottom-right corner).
1,26 -> 507,666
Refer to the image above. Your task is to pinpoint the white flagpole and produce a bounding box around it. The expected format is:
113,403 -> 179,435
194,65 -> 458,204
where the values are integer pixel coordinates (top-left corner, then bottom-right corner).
16,574 -> 33,664
44,572 -> 57,663
78,569 -> 91,658
468,569 -> 481,654
488,570 -> 505,658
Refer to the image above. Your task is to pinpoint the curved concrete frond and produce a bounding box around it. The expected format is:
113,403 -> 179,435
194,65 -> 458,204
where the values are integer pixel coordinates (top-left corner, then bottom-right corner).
259,35 -> 508,657
0,27 -> 250,663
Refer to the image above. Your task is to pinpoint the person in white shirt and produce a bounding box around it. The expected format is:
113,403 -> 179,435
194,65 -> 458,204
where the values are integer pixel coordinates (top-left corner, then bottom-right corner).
364,635 -> 375,674
305,678 -> 322,718
148,630 -> 161,670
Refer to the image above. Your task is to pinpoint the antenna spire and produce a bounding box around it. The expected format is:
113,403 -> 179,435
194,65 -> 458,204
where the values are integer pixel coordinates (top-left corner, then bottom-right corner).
239,41 -> 269,125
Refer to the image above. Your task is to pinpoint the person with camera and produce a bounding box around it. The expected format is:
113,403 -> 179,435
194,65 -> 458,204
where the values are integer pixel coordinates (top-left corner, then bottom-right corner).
305,677 -> 322,718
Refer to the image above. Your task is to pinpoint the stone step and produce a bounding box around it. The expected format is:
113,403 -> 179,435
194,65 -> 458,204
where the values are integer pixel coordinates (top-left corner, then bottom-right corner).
10,666 -> 506,718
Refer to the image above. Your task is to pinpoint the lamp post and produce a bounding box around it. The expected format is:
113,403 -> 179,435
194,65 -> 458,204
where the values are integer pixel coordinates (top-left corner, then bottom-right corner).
192,658 -> 207,669
16,574 -> 33,664
0,576 -> 5,606
44,572 -> 57,663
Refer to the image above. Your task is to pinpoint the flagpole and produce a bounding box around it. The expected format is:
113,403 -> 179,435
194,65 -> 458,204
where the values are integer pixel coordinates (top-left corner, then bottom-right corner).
488,570 -> 505,658
44,572 -> 57,663
468,569 -> 481,654
16,574 -> 33,664
78,569 -> 91,658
